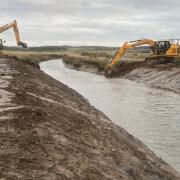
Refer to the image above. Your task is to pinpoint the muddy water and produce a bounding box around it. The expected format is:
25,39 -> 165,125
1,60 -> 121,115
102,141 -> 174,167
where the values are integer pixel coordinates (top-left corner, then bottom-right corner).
40,59 -> 180,172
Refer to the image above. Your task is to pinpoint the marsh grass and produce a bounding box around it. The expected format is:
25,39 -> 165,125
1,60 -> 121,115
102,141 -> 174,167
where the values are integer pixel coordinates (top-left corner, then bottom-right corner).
1,49 -> 149,71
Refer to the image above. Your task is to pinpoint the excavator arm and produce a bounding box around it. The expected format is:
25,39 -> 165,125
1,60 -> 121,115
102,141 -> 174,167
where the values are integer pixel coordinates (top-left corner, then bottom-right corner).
0,20 -> 27,48
106,39 -> 156,69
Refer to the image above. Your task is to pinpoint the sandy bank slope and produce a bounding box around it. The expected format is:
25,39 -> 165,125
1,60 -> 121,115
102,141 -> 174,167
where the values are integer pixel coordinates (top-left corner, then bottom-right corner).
123,66 -> 180,94
0,58 -> 179,179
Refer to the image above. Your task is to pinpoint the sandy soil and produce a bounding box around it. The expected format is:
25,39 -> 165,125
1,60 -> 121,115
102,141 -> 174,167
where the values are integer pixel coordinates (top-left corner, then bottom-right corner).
0,58 -> 179,179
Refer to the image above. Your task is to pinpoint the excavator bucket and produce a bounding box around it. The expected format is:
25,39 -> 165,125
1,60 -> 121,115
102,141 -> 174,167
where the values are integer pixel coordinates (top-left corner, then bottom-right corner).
104,68 -> 113,77
18,41 -> 27,48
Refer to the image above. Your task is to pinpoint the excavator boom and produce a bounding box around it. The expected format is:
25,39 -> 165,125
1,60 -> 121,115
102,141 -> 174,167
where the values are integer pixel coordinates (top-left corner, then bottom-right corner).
107,39 -> 156,69
0,20 -> 27,48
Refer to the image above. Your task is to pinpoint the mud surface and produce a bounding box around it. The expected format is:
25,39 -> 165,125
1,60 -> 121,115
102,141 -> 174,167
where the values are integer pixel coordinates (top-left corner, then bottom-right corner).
0,58 -> 180,179
122,62 -> 180,94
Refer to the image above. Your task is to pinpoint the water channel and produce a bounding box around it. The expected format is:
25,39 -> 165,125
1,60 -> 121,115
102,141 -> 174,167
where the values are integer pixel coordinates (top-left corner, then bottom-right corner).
40,59 -> 180,172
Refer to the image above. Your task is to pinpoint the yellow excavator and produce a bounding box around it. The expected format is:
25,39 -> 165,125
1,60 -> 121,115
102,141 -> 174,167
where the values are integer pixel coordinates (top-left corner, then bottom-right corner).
105,39 -> 180,75
0,20 -> 27,50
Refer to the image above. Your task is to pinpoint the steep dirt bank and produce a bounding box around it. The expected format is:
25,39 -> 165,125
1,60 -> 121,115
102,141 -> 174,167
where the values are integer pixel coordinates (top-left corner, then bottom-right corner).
109,60 -> 180,94
63,59 -> 180,94
0,58 -> 180,179
121,61 -> 180,94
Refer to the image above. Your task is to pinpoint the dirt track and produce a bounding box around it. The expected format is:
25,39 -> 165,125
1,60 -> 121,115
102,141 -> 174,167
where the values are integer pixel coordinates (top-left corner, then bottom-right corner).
0,58 -> 180,179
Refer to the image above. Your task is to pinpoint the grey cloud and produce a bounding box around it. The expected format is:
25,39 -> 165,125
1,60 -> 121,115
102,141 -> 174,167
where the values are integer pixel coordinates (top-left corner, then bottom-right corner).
1,0 -> 180,46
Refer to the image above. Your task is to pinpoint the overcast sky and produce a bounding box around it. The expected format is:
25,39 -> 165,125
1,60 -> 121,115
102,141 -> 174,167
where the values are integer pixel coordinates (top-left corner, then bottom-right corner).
1,0 -> 180,46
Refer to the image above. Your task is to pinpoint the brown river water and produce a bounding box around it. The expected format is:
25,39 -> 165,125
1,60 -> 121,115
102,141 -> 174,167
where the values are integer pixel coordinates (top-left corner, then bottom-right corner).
40,59 -> 180,172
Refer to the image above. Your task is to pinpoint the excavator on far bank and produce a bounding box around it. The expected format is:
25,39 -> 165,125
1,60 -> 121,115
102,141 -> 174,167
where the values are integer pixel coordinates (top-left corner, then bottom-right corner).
0,20 -> 27,51
105,39 -> 180,76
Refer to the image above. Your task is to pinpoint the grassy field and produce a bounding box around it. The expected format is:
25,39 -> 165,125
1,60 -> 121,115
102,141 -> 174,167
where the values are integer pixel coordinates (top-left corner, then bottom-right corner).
1,50 -> 110,69
1,46 -> 151,70
1,50 -> 65,64
1,46 -> 115,68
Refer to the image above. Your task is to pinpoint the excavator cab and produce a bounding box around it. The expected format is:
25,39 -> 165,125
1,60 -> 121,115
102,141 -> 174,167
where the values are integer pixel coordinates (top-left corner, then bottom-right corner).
154,41 -> 171,55
0,39 -> 3,50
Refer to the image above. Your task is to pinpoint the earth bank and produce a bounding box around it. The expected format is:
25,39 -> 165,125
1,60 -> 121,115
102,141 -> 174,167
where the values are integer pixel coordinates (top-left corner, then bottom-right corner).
0,58 -> 179,179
